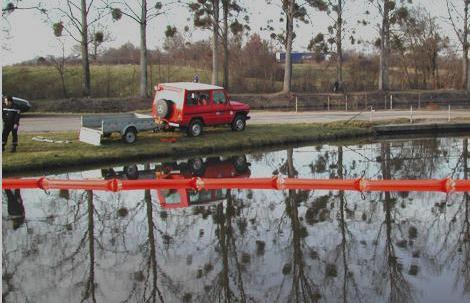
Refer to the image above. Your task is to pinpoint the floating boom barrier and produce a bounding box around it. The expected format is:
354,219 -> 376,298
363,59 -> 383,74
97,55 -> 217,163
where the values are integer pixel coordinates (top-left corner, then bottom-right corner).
2,177 -> 470,193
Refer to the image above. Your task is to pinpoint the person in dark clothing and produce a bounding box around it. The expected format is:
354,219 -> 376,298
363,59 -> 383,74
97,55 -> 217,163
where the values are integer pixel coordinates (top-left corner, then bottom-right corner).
332,81 -> 340,93
4,189 -> 25,230
2,95 -> 21,152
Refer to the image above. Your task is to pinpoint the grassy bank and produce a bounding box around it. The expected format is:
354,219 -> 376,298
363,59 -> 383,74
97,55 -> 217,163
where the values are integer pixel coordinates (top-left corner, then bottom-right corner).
2,122 -> 372,175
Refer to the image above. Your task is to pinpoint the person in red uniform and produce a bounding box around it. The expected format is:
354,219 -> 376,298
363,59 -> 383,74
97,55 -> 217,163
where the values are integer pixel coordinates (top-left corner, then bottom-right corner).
2,96 -> 21,152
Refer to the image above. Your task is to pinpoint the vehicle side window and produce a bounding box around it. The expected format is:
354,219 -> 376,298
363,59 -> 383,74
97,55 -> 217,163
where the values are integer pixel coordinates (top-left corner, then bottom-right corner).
186,91 -> 209,106
212,91 -> 226,104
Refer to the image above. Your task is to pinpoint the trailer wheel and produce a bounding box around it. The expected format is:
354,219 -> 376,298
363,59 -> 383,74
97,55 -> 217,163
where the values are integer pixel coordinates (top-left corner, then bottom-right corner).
122,127 -> 137,144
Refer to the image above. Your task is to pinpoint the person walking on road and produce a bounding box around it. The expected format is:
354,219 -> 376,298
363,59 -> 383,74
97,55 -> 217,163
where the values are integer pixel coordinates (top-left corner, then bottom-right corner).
2,96 -> 21,152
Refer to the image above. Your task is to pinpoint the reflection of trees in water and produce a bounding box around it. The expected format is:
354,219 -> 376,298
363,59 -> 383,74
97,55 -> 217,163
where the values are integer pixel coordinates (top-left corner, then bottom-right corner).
335,146 -> 362,303
282,148 -> 320,302
204,191 -> 247,302
122,189 -> 165,303
373,143 -> 413,303
436,138 -> 470,295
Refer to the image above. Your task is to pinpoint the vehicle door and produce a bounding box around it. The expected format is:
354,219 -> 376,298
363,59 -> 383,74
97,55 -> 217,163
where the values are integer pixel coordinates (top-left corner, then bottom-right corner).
182,90 -> 211,125
210,90 -> 231,124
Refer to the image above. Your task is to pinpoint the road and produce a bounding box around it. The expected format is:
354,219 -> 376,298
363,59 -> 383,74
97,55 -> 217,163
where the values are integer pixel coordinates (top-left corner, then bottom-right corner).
20,110 -> 470,133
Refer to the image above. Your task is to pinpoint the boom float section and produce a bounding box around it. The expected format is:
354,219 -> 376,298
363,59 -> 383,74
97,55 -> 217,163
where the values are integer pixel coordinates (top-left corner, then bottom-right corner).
2,177 -> 470,193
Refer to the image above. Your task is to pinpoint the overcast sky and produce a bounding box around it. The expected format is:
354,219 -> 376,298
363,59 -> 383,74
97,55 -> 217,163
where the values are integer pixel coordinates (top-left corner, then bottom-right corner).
0,0 -> 460,66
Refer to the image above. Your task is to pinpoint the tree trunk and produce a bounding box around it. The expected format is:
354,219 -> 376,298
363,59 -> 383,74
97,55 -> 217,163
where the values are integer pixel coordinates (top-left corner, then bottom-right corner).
336,0 -> 343,84
463,0 -> 469,91
222,0 -> 229,90
379,0 -> 391,91
81,0 -> 91,96
140,0 -> 148,97
212,0 -> 220,85
283,0 -> 294,93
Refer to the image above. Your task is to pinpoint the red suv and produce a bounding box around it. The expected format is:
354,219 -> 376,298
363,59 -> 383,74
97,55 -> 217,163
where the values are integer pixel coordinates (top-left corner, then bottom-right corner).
152,82 -> 250,137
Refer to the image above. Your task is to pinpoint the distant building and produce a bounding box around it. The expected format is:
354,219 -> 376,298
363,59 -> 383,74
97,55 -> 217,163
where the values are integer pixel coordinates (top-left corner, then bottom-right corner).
275,52 -> 314,63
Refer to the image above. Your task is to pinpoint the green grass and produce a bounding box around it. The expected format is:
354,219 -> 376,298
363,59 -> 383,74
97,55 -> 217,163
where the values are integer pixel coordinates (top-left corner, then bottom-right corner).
1,63 -> 354,101
2,64 -> 212,100
2,122 -> 372,175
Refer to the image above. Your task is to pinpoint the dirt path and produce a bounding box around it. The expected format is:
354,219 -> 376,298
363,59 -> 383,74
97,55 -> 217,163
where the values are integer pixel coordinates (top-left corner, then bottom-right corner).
19,110 -> 470,133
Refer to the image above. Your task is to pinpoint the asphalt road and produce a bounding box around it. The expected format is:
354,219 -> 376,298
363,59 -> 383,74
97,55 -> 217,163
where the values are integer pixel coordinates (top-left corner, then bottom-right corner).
19,110 -> 470,133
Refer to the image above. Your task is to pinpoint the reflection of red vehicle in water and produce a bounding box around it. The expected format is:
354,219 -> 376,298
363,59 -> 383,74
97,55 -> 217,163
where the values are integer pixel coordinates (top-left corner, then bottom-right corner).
101,156 -> 250,208
157,156 -> 251,209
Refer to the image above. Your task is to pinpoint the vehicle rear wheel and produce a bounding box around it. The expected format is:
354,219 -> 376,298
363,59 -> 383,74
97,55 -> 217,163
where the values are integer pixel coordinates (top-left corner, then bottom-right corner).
187,119 -> 203,137
124,164 -> 139,180
122,128 -> 137,144
189,158 -> 205,176
231,115 -> 246,132
232,155 -> 248,173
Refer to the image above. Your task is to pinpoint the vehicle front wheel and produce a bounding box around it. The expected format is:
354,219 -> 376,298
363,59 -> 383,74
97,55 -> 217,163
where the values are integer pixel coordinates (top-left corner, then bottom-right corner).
122,128 -> 137,144
187,120 -> 203,137
231,115 -> 246,132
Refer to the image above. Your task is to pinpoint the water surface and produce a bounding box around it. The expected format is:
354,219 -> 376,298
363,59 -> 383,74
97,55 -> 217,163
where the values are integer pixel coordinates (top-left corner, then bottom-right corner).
3,136 -> 470,303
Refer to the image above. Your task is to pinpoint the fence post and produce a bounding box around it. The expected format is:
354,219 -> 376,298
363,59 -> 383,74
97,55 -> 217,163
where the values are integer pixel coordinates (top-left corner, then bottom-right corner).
328,95 -> 330,111
295,95 -> 298,113
365,93 -> 368,110
370,106 -> 374,122
390,94 -> 393,110
448,104 -> 451,122
384,94 -> 387,110
418,93 -> 421,109
345,95 -> 348,111
410,106 -> 413,124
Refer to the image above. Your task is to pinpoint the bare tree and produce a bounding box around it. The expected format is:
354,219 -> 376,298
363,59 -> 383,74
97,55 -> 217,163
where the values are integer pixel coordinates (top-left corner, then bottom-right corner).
48,35 -> 68,98
109,1 -> 169,97
189,0 -> 222,85
221,0 -> 247,90
368,0 -> 412,91
446,0 -> 470,91
266,0 -> 326,93
308,1 -> 352,87
52,0 -> 105,97
2,0 -> 46,15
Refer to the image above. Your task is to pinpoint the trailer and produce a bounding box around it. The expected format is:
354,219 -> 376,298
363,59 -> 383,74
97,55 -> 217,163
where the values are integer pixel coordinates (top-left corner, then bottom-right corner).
79,113 -> 158,146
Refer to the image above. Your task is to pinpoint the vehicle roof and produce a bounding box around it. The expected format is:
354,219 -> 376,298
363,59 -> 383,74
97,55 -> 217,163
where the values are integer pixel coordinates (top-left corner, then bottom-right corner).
161,82 -> 224,91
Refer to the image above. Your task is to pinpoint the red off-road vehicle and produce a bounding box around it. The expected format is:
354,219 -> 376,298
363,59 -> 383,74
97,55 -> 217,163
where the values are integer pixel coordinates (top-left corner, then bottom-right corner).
152,82 -> 250,137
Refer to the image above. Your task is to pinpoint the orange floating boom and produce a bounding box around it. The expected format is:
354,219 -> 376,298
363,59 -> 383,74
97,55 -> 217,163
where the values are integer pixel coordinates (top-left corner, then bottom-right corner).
2,177 -> 470,193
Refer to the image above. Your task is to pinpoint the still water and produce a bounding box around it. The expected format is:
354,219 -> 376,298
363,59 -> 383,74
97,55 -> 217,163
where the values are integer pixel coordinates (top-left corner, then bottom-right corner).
2,136 -> 470,303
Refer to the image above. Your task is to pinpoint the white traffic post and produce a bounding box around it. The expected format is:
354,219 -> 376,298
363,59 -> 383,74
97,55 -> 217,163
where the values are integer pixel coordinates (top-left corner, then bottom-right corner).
448,104 -> 451,122
410,106 -> 413,124
295,96 -> 298,113
390,94 -> 393,110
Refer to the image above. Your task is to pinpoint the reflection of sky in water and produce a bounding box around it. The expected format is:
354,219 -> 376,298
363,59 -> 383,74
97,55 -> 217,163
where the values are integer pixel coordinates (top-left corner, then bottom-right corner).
2,137 -> 470,303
